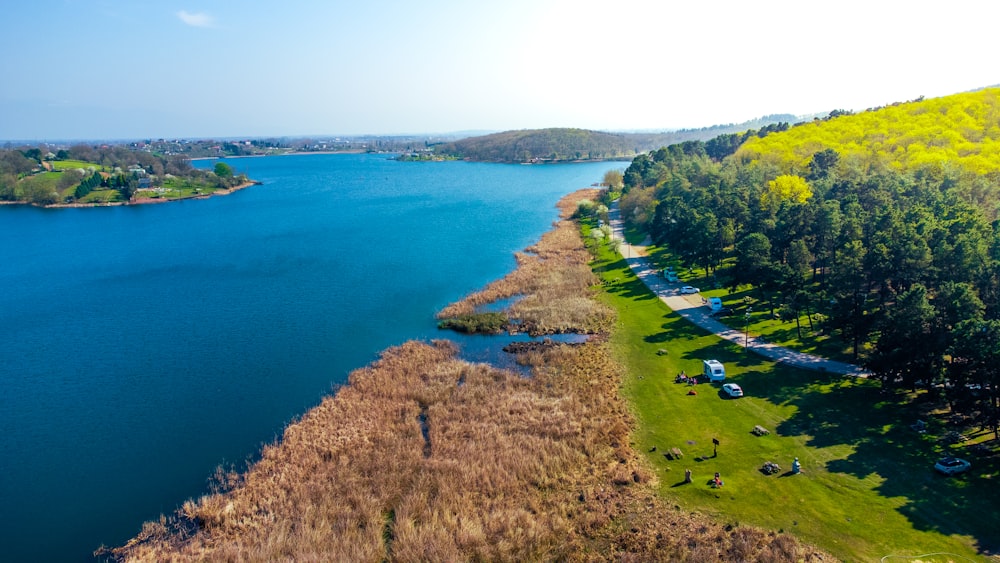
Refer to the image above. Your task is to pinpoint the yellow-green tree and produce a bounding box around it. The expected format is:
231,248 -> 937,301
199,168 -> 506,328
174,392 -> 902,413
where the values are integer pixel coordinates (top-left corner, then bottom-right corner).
737,88 -> 1000,177
761,174 -> 811,208
602,169 -> 624,190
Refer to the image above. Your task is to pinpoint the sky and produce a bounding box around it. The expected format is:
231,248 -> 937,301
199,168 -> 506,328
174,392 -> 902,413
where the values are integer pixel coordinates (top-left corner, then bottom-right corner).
1,0 -> 997,141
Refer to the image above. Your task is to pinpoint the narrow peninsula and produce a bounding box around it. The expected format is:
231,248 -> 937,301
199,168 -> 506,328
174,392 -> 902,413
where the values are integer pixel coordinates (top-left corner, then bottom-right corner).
1,145 -> 256,207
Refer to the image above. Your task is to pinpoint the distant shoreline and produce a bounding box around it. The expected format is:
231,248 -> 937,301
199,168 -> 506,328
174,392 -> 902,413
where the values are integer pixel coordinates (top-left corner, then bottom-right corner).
189,149 -> 368,161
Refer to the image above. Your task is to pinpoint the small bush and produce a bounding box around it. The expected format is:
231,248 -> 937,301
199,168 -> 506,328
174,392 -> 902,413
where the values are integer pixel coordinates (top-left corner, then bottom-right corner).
437,312 -> 508,334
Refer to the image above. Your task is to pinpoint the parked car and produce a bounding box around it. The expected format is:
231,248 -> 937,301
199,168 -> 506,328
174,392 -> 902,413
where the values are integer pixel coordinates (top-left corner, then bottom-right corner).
680,285 -> 700,294
722,383 -> 743,398
934,456 -> 971,475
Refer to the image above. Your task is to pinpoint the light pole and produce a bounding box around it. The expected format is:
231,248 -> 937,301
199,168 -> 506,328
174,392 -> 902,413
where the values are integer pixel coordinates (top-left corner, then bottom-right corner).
744,307 -> 752,350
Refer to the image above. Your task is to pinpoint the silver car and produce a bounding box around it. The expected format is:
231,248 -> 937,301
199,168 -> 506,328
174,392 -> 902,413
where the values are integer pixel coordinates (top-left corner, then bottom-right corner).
934,456 -> 971,476
722,383 -> 743,398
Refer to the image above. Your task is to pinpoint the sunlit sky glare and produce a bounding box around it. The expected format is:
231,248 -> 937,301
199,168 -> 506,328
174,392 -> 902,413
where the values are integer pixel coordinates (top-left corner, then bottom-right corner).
2,0 -> 997,140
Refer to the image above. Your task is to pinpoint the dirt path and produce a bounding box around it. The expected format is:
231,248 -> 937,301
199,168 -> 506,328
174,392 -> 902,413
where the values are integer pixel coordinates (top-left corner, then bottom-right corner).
608,204 -> 869,377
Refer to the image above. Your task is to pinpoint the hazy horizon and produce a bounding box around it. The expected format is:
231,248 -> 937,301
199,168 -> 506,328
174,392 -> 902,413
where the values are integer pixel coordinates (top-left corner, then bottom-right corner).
0,120 -> 805,145
2,0 -> 997,141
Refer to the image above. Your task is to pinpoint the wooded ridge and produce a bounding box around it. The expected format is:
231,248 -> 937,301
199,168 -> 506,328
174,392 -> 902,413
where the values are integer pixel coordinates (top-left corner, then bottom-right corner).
433,115 -> 797,163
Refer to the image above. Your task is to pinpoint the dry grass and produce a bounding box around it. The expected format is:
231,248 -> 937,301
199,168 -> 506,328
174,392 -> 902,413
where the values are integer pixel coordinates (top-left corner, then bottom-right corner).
437,188 -> 614,336
108,189 -> 830,562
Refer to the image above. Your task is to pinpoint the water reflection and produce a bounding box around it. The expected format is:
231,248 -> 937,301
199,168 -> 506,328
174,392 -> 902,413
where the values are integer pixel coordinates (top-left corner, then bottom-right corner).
445,331 -> 589,375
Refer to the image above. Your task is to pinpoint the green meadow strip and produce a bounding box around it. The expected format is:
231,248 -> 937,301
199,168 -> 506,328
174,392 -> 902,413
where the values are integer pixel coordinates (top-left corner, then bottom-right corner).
588,233 -> 990,562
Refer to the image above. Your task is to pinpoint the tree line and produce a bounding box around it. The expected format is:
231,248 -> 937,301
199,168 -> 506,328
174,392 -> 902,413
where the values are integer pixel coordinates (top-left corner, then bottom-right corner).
618,89 -> 1000,438
433,116 -> 796,163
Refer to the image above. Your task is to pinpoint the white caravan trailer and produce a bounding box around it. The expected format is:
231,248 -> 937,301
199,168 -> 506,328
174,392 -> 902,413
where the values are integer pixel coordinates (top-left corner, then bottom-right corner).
703,359 -> 726,382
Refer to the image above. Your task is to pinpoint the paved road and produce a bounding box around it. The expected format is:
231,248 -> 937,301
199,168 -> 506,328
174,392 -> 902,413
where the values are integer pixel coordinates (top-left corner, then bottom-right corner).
608,206 -> 869,377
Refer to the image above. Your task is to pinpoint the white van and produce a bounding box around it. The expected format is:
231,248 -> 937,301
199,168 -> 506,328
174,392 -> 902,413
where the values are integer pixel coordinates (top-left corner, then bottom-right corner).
707,297 -> 723,312
703,359 -> 726,382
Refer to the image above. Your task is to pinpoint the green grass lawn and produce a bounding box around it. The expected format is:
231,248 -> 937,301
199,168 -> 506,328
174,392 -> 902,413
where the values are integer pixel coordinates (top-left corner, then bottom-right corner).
77,189 -> 124,204
159,177 -> 220,198
32,171 -> 62,190
590,235 -> 997,561
49,159 -> 102,171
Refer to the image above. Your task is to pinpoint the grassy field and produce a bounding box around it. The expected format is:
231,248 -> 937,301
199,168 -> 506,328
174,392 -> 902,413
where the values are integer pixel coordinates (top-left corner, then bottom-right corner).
31,171 -> 62,190
77,188 -> 125,204
157,177 -> 214,198
131,176 -> 239,201
50,159 -> 103,171
589,232 -> 998,561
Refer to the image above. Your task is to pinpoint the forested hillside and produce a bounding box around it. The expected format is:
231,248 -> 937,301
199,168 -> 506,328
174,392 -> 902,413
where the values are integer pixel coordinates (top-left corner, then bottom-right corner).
619,87 -> 1000,437
436,128 -> 635,162
433,116 -> 796,163
737,89 -> 1000,175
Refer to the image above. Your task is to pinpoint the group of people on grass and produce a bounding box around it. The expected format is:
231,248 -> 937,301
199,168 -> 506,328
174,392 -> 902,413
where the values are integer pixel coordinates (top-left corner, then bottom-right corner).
674,371 -> 698,385
699,458 -> 801,489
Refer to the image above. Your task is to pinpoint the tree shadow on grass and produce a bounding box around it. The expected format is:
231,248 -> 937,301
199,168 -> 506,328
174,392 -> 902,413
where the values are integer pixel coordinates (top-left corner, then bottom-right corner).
770,377 -> 1000,554
644,314 -> 705,344
746,363 -> 842,407
603,246 -> 1000,553
759,325 -> 849,359
597,256 -> 660,302
689,353 -> 1000,553
761,326 -> 802,345
640,310 -> 774,378
603,277 -> 659,301
680,337 -> 770,371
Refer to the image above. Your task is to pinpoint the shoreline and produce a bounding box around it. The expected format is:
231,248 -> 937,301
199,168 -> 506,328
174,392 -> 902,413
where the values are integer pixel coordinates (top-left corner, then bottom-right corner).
189,149 -> 369,161
0,180 -> 260,209
107,187 -> 826,561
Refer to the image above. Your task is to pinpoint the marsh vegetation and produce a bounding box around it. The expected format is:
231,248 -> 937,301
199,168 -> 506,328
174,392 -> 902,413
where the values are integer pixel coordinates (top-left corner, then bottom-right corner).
108,189 -> 824,561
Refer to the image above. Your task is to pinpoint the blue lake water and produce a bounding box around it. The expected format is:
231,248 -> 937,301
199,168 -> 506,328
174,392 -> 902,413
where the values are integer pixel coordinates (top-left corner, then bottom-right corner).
0,153 -> 621,561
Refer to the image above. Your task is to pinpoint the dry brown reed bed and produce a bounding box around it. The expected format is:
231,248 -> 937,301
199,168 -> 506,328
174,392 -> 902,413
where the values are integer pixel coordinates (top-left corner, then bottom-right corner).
109,189 -> 828,562
437,188 -> 614,336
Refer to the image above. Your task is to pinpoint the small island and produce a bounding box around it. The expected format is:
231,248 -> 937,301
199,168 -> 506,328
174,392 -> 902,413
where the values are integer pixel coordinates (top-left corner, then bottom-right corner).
0,144 -> 257,207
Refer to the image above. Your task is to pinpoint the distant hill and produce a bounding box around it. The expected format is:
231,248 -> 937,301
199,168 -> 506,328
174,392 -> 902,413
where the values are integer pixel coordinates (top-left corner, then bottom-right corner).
433,115 -> 797,163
